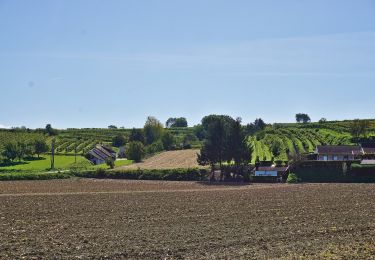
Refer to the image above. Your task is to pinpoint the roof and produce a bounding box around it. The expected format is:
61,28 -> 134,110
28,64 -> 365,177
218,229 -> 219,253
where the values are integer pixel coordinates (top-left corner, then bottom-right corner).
89,145 -> 116,161
101,145 -> 116,154
361,160 -> 375,165
255,166 -> 289,172
316,145 -> 363,155
361,143 -> 375,154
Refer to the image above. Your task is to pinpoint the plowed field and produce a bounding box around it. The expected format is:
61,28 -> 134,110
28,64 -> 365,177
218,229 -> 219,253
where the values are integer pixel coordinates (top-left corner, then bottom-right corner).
1,180 -> 375,259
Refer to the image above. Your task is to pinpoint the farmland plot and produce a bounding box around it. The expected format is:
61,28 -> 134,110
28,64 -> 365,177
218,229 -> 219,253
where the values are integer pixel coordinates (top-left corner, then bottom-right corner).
0,180 -> 374,259
120,149 -> 202,169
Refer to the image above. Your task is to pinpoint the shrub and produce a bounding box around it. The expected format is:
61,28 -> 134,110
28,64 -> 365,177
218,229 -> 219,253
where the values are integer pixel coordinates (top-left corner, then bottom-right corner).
146,140 -> 164,155
0,172 -> 69,181
287,173 -> 300,183
72,168 -> 209,181
126,141 -> 145,162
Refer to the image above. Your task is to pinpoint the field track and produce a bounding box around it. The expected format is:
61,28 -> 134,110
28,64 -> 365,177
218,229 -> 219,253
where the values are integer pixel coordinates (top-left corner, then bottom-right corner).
119,149 -> 202,169
1,180 -> 375,259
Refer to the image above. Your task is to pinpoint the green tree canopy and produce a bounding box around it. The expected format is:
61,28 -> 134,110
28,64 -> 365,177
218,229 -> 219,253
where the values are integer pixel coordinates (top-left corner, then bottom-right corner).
166,117 -> 188,128
144,116 -> 164,145
126,141 -> 145,162
295,113 -> 311,124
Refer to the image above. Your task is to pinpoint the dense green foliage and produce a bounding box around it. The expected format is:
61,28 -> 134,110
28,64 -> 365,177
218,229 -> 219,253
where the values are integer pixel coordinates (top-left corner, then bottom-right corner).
0,172 -> 69,181
166,117 -> 188,128
73,168 -> 208,181
126,141 -> 145,162
286,173 -> 300,183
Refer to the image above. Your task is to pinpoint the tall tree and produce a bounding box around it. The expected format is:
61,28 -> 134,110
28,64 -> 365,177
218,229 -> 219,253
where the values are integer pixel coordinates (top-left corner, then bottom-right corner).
45,124 -> 57,136
144,116 -> 164,145
198,115 -> 235,180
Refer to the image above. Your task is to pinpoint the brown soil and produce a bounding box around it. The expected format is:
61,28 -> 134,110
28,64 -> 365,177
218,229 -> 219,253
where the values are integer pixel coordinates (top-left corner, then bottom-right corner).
120,149 -> 202,169
1,180 -> 375,259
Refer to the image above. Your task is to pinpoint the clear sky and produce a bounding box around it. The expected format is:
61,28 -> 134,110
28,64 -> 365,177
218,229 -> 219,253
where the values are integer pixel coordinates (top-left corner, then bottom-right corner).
1,0 -> 374,129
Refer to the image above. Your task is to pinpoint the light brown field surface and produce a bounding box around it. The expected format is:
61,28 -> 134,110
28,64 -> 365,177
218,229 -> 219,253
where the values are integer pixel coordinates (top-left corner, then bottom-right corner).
119,149 -> 202,169
1,180 -> 375,259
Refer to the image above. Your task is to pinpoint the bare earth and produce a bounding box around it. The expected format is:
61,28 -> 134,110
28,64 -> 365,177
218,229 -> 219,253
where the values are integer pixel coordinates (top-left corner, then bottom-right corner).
1,179 -> 375,259
120,149 -> 202,169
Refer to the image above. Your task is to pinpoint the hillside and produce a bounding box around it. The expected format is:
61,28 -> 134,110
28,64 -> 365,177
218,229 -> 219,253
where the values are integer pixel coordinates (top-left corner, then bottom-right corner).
250,120 -> 375,162
1,119 -> 375,165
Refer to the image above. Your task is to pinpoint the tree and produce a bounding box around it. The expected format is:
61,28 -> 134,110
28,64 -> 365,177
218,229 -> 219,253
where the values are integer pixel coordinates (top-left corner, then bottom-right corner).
254,118 -> 266,131
193,124 -> 205,140
129,128 -> 145,144
108,125 -> 118,129
2,141 -> 18,162
350,119 -> 370,142
228,118 -> 252,167
244,118 -> 267,135
45,124 -> 57,136
126,141 -> 145,162
34,139 -> 49,158
319,118 -> 327,124
295,113 -> 311,124
144,116 -> 164,145
112,134 -> 126,147
182,133 -> 197,149
161,131 -> 175,151
198,115 -> 235,180
105,157 -> 115,169
166,117 -> 188,128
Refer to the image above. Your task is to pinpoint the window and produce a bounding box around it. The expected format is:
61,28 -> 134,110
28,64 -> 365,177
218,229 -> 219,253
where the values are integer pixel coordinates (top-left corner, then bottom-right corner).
333,155 -> 338,161
323,155 -> 328,161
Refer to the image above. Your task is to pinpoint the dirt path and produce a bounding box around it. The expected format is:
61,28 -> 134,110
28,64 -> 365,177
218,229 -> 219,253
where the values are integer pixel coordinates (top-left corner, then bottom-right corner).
119,149 -> 202,169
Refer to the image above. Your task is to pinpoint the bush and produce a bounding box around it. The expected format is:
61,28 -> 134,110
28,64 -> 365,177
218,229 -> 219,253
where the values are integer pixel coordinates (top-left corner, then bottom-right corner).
0,172 -> 69,181
287,173 -> 300,183
72,168 -> 209,181
126,141 -> 145,162
146,140 -> 164,155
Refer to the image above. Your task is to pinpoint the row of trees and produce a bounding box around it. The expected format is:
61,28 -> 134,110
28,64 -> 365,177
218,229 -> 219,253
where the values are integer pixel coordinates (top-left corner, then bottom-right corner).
1,138 -> 49,163
197,115 -> 252,181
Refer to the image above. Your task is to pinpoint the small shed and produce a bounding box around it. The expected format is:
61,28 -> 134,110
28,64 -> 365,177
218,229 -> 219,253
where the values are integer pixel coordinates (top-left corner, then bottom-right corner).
253,166 -> 289,182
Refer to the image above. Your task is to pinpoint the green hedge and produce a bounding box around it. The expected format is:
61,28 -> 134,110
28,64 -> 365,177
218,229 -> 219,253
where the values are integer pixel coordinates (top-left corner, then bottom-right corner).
0,172 -> 69,181
73,168 -> 209,181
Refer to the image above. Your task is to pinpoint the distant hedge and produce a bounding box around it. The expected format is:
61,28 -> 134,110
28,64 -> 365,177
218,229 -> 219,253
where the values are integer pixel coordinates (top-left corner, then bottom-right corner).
293,161 -> 375,183
0,172 -> 69,181
73,168 -> 209,181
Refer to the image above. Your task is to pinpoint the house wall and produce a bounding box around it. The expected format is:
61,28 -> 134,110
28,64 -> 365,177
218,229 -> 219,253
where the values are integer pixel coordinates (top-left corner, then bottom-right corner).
317,154 -> 354,161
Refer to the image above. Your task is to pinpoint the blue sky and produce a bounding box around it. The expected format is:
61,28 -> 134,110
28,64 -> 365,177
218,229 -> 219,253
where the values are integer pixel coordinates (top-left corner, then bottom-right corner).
0,0 -> 374,129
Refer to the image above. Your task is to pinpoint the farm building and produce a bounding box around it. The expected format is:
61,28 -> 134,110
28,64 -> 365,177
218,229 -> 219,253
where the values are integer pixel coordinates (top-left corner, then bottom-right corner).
315,145 -> 362,161
361,143 -> 375,155
253,166 -> 289,181
87,145 -> 116,165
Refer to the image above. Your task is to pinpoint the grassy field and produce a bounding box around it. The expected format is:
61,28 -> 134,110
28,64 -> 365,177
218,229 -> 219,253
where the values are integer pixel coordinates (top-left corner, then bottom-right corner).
0,155 -> 132,173
0,180 -> 374,258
